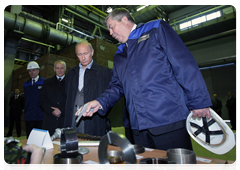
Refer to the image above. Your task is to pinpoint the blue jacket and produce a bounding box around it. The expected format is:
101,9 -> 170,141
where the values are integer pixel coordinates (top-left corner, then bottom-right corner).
24,76 -> 45,121
97,20 -> 212,131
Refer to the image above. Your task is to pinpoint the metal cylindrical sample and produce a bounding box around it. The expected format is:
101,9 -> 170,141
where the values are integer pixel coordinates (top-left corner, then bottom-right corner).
139,158 -> 177,170
133,145 -> 145,154
107,150 -> 124,163
98,131 -> 137,164
54,153 -> 83,164
167,148 -> 197,164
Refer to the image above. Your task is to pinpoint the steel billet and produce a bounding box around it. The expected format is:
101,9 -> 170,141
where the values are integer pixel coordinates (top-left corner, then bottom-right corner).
133,144 -> 145,154
139,158 -> 177,170
167,148 -> 197,164
98,131 -> 137,164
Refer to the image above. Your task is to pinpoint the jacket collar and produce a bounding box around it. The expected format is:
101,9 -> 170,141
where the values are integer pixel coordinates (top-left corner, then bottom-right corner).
73,60 -> 98,73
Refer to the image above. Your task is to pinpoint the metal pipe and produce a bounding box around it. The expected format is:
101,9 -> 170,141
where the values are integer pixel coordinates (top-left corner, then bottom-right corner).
185,29 -> 236,46
21,37 -> 55,48
87,5 -> 107,17
4,11 -> 84,46
65,8 -> 108,30
20,11 -> 56,27
80,5 -> 106,19
56,22 -> 94,39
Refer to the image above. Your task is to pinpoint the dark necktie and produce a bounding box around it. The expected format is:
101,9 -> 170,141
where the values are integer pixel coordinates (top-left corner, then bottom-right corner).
58,78 -> 62,82
32,79 -> 35,85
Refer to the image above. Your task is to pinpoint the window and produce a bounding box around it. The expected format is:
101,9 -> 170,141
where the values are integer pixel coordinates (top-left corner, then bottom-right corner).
192,16 -> 206,26
179,21 -> 191,30
179,10 -> 221,31
206,11 -> 221,21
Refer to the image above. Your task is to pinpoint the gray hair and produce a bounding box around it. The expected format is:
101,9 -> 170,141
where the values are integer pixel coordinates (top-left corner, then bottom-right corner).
54,60 -> 66,68
104,8 -> 135,26
75,41 -> 93,54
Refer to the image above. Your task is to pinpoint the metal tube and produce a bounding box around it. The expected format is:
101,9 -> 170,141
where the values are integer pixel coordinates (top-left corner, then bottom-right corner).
65,8 -> 108,30
56,22 -> 94,39
4,11 -> 84,46
87,5 -> 107,17
20,11 -> 56,27
80,5 -> 106,19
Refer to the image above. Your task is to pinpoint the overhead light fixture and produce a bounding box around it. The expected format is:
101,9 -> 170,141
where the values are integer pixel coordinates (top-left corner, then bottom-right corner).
107,7 -> 112,13
62,18 -> 68,23
136,5 -> 149,11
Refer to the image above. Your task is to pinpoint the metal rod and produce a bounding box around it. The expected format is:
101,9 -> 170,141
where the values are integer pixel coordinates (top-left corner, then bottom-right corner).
56,22 -> 94,39
65,8 -> 108,30
21,37 -> 55,48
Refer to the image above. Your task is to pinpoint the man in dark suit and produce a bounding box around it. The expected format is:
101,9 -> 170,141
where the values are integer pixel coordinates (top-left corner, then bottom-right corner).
226,91 -> 236,130
5,89 -> 25,137
211,94 -> 222,117
39,60 -> 66,136
64,41 -> 112,136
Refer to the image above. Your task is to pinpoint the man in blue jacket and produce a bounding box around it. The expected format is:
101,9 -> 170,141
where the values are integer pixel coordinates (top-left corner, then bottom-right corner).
77,8 -> 212,150
24,61 -> 45,138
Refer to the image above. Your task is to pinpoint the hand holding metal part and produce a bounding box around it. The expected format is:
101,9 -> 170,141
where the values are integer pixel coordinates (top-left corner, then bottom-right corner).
75,100 -> 102,119
75,103 -> 94,123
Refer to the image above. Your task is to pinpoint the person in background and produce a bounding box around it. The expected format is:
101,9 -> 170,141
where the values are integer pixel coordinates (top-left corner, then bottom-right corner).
24,61 -> 45,138
39,60 -> 66,136
211,94 -> 222,117
64,41 -> 112,136
226,91 -> 236,130
78,8 -> 212,151
5,89 -> 25,137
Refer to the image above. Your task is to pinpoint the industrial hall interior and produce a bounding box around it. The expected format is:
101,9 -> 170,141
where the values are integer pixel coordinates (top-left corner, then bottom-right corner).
4,5 -> 236,164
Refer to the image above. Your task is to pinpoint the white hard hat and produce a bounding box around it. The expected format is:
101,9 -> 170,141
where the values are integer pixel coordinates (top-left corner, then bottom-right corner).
27,61 -> 40,70
186,108 -> 235,155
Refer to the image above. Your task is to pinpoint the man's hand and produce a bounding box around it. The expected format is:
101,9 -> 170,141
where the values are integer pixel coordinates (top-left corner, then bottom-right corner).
51,107 -> 61,117
191,107 -> 211,119
75,100 -> 101,117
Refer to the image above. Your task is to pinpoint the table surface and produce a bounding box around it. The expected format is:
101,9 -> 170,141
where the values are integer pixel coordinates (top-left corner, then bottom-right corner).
21,139 -> 227,164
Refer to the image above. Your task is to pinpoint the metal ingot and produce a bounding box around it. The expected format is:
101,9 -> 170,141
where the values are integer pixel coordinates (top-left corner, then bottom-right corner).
139,158 -> 176,164
167,148 -> 197,164
107,150 -> 124,163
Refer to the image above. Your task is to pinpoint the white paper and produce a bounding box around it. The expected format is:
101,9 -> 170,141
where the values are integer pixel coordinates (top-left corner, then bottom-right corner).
27,128 -> 53,150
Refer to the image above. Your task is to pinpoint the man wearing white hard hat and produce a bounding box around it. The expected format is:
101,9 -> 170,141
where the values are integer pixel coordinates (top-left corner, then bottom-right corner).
24,61 -> 46,138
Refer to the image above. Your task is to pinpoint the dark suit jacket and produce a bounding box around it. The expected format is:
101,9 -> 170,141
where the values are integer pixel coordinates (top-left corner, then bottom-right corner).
226,96 -> 236,113
211,98 -> 222,116
64,61 -> 112,136
39,76 -> 66,136
9,95 -> 25,115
